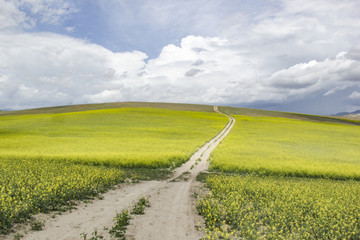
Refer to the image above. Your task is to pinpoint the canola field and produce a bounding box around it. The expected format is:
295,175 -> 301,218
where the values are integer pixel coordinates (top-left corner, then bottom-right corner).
0,107 -> 228,168
198,174 -> 360,239
0,106 -> 228,233
198,114 -> 360,239
210,115 -> 360,180
0,158 -> 124,234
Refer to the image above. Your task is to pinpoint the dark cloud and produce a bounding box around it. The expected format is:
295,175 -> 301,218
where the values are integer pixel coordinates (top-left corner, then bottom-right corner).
270,78 -> 317,89
192,47 -> 207,52
346,46 -> 360,60
185,68 -> 202,77
102,68 -> 116,78
192,59 -> 204,66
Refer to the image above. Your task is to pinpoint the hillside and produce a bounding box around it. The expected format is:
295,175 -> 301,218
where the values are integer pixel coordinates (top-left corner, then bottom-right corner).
2,102 -> 360,126
219,106 -> 360,126
1,102 -> 360,239
0,104 -> 228,237
0,102 -> 215,116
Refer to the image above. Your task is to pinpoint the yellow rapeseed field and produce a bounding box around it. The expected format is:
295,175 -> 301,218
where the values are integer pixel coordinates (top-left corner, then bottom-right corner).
0,108 -> 227,168
210,115 -> 360,180
198,114 -> 360,239
198,174 -> 360,239
0,158 -> 124,234
0,106 -> 228,233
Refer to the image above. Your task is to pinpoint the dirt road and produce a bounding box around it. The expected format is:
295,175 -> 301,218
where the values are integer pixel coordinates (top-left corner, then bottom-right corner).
8,106 -> 234,240
126,106 -> 235,240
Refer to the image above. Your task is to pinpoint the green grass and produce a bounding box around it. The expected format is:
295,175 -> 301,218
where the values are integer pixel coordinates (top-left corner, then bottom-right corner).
0,107 -> 228,168
109,210 -> 131,239
197,174 -> 360,239
210,115 -> 360,180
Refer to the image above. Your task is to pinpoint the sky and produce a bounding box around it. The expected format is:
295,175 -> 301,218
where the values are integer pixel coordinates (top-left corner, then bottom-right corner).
0,0 -> 360,114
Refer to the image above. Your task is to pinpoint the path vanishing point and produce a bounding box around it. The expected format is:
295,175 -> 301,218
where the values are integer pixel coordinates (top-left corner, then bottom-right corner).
8,106 -> 235,240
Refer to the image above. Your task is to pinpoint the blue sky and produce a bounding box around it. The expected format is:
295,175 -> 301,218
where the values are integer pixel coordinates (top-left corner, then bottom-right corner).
1,0 -> 360,114
56,0 -> 271,58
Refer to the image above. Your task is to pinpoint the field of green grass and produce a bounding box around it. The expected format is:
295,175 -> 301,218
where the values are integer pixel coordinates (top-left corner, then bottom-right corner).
198,111 -> 360,239
0,104 -> 228,233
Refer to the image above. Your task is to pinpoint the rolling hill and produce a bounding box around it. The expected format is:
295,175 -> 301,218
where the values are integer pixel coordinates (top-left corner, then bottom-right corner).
2,101 -> 359,126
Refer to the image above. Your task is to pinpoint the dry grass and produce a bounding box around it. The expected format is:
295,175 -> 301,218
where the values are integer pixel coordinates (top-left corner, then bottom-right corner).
0,102 -> 215,116
219,106 -> 360,126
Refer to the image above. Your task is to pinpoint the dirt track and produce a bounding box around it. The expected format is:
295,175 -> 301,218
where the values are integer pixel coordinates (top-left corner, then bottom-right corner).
7,106 -> 235,240
126,106 -> 235,240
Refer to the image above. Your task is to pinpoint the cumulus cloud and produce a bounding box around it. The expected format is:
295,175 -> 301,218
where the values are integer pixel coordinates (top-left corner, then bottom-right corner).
349,91 -> 360,99
1,31 -> 360,113
0,34 -> 261,108
268,49 -> 360,100
0,32 -> 147,109
1,0 -> 360,114
223,0 -> 360,71
269,61 -> 320,89
139,35 -> 263,104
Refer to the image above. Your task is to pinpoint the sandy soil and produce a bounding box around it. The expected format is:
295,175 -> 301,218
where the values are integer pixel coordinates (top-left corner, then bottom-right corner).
5,106 -> 235,240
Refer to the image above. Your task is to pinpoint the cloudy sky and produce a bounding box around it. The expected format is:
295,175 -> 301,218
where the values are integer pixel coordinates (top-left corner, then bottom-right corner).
1,0 -> 359,114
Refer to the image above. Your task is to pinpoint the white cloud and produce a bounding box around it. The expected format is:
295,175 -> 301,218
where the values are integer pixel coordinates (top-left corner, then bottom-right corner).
0,0 -> 30,30
1,0 -> 360,114
349,91 -> 360,99
0,32 -> 147,109
269,60 -> 320,89
323,86 -> 347,96
267,49 -> 360,99
85,89 -> 123,103
21,0 -> 78,24
1,31 -> 360,112
0,0 -> 77,30
65,26 -> 75,32
0,34 -> 263,108
139,35 -> 264,104
223,0 -> 360,72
